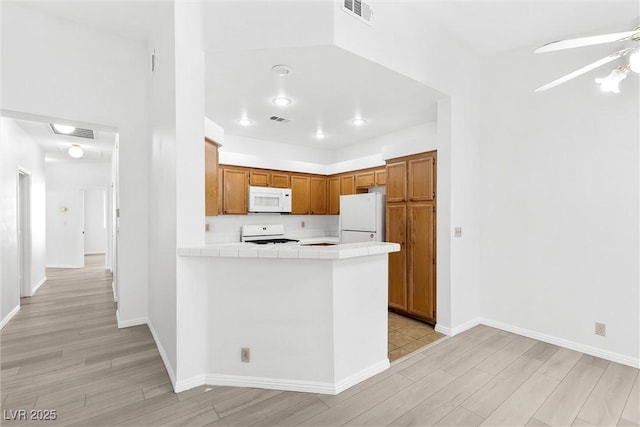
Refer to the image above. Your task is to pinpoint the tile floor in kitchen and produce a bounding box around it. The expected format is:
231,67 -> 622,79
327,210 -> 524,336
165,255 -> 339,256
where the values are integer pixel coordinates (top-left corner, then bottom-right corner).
388,310 -> 445,361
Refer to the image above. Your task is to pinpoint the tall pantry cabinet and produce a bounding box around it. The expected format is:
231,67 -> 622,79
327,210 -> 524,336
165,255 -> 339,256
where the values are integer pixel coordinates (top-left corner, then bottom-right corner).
385,151 -> 437,323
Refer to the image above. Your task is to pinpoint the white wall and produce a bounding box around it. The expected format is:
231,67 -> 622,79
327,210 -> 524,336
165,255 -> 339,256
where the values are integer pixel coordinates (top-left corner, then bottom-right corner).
84,188 -> 107,255
0,117 -> 46,326
477,44 -> 640,364
1,2 -> 150,325
45,162 -> 111,267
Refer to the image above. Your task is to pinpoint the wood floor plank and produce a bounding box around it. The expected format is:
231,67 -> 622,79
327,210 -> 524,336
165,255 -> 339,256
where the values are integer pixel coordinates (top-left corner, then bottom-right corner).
435,406 -> 485,426
533,360 -> 606,426
209,391 -> 310,426
249,396 -> 329,427
480,373 -> 559,426
619,370 -> 640,426
213,388 -> 282,419
389,368 -> 493,426
461,355 -> 543,418
535,347 -> 583,381
576,362 -> 638,426
475,335 -> 537,375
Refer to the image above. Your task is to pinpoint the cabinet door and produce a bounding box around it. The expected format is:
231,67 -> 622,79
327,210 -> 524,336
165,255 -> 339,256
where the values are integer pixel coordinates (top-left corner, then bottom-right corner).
408,157 -> 435,201
355,171 -> 375,188
249,170 -> 270,187
386,204 -> 407,311
217,167 -> 223,215
375,169 -> 387,186
386,161 -> 407,202
205,140 -> 219,216
328,177 -> 340,214
291,176 -> 310,215
407,203 -> 436,321
223,169 -> 248,214
340,175 -> 355,195
270,172 -> 290,188
309,177 -> 327,215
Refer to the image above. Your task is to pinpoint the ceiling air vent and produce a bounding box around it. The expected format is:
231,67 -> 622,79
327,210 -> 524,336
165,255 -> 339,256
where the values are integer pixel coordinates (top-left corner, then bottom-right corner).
343,0 -> 373,24
270,116 -> 291,123
49,124 -> 95,139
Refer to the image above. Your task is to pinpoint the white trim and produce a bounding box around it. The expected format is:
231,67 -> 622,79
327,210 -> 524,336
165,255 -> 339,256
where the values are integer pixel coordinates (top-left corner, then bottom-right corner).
146,319 -> 177,390
480,318 -> 640,369
435,317 -> 481,336
112,281 -> 117,302
0,305 -> 20,330
31,276 -> 46,296
115,310 -> 147,328
45,264 -> 82,269
175,360 -> 390,395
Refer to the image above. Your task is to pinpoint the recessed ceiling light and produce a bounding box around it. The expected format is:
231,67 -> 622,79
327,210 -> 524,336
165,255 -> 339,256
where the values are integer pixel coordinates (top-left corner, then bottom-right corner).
68,144 -> 84,158
53,124 -> 76,134
237,117 -> 254,127
271,64 -> 293,77
351,118 -> 367,126
315,130 -> 326,140
272,97 -> 292,106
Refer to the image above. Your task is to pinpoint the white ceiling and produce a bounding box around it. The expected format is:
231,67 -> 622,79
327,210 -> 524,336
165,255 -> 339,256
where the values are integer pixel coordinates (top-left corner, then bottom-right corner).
16,119 -> 116,163
205,45 -> 443,147
12,1 -> 639,150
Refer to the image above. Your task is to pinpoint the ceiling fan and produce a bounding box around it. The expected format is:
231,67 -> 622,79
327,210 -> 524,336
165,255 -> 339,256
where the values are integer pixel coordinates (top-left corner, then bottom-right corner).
534,25 -> 640,93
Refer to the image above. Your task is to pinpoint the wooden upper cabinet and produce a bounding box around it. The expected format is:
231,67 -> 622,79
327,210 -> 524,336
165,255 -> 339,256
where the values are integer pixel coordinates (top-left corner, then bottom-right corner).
355,171 -> 375,188
340,175 -> 355,195
291,175 -> 310,215
328,176 -> 340,215
375,169 -> 387,186
309,177 -> 327,215
249,170 -> 270,187
205,139 -> 219,216
407,203 -> 436,321
222,168 -> 248,215
270,172 -> 290,188
386,204 -> 407,311
408,157 -> 435,201
386,161 -> 407,202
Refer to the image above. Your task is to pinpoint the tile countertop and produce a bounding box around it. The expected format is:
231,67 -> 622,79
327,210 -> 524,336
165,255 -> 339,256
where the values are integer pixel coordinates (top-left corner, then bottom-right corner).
177,238 -> 400,260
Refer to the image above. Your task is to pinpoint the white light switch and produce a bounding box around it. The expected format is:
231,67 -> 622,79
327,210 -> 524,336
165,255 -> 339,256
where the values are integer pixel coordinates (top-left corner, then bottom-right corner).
454,227 -> 462,238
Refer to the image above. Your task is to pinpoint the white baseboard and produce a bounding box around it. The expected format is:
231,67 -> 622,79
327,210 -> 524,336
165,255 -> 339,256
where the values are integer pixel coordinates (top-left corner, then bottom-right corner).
147,319 -> 177,390
115,310 -> 147,328
112,281 -> 117,302
31,276 -> 47,296
435,317 -> 481,336
175,359 -> 390,395
480,318 -> 640,369
0,305 -> 20,330
46,264 -> 82,269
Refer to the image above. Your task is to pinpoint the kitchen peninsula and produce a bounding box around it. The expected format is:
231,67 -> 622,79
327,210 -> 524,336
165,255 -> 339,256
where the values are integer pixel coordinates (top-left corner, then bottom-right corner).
176,239 -> 400,395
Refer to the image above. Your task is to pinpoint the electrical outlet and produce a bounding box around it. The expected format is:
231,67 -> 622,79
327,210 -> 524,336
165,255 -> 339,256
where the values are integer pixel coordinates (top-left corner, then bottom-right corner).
595,322 -> 606,337
205,224 -> 210,232
301,221 -> 306,228
241,347 -> 250,363
454,227 -> 462,238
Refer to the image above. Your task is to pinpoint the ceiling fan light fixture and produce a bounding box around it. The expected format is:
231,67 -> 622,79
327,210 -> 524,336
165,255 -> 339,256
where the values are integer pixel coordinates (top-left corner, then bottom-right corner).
595,66 -> 629,93
68,144 -> 84,159
629,51 -> 640,73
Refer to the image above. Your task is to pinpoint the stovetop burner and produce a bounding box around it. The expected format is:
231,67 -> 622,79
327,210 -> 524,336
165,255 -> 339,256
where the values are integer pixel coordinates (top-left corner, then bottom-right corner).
248,238 -> 299,245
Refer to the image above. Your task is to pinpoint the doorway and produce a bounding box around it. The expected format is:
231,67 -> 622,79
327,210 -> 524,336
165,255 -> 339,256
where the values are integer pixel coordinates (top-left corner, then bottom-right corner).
17,169 -> 32,298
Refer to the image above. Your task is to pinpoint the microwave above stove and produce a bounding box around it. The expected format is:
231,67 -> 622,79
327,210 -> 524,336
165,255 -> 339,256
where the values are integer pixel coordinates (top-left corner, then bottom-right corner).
248,186 -> 292,213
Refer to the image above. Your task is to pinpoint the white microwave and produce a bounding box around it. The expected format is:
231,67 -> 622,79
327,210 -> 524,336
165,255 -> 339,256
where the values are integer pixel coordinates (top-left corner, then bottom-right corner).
248,186 -> 292,213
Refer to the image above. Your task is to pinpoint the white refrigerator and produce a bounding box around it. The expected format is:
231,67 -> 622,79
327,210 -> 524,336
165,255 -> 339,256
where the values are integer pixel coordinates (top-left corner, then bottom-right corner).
339,193 -> 385,243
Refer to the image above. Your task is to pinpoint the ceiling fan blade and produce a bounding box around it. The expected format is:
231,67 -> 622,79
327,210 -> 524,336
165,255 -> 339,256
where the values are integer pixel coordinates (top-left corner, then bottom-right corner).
535,30 -> 638,53
534,48 -> 631,92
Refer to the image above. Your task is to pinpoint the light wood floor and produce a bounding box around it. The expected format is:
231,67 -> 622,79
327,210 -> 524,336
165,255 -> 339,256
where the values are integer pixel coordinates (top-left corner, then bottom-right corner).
1,255 -> 638,426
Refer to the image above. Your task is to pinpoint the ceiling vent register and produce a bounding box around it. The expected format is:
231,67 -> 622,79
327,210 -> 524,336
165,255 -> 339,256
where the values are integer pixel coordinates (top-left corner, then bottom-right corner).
343,0 -> 373,24
49,124 -> 95,139
270,116 -> 291,123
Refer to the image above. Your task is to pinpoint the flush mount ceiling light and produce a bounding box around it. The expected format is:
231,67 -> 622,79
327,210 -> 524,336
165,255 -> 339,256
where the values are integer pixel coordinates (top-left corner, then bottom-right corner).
271,64 -> 293,77
272,97 -> 292,106
351,118 -> 367,126
534,25 -> 640,93
237,117 -> 254,127
68,144 -> 84,159
53,124 -> 76,134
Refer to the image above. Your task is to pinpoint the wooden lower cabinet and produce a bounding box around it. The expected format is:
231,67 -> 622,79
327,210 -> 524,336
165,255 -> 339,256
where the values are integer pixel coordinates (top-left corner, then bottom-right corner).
407,203 -> 436,320
386,204 -> 407,310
